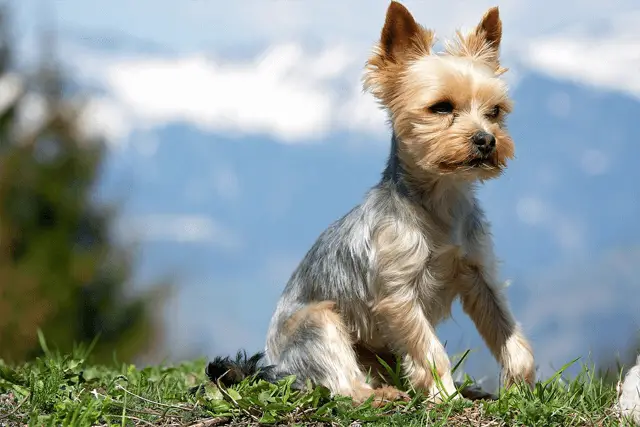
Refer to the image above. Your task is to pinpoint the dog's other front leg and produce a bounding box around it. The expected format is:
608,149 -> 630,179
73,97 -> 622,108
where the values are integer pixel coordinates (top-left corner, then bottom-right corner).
459,262 -> 536,389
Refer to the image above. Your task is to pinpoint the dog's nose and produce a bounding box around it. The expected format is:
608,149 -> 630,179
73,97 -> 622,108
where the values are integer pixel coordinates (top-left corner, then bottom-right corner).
471,131 -> 496,155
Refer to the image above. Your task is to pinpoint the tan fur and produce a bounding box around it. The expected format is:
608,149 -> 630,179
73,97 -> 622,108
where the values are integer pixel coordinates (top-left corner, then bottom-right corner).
262,1 -> 535,405
370,216 -> 457,399
458,263 -> 536,387
349,382 -> 410,408
364,3 -> 515,182
362,385 -> 411,408
283,300 -> 338,336
364,3 -> 434,110
366,189 -> 535,399
363,1 -> 532,398
283,300 -> 409,405
445,7 -> 503,72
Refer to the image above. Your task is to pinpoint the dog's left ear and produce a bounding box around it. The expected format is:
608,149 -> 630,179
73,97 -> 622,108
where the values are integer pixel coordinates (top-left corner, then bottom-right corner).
448,6 -> 504,73
475,7 -> 502,51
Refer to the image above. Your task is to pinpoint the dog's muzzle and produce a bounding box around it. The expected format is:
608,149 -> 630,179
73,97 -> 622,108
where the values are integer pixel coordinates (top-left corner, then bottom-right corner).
471,131 -> 496,157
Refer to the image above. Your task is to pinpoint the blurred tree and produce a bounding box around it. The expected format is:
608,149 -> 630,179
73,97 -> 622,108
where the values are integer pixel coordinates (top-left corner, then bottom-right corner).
0,8 -> 168,364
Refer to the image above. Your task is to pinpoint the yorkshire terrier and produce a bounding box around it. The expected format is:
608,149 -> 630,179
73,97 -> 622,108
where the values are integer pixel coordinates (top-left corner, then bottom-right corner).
207,1 -> 536,406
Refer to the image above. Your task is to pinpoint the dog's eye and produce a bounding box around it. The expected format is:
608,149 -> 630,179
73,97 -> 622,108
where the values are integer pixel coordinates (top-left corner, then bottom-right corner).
486,105 -> 501,119
429,101 -> 454,115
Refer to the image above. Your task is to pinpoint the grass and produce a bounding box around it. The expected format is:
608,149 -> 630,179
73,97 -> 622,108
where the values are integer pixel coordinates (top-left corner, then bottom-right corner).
0,336 -> 636,426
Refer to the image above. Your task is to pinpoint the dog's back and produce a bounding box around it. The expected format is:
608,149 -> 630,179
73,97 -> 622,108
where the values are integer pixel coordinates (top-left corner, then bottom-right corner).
265,180 -> 395,364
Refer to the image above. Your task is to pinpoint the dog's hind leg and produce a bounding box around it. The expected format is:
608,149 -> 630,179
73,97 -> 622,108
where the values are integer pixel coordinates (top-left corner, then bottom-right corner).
274,300 -> 408,407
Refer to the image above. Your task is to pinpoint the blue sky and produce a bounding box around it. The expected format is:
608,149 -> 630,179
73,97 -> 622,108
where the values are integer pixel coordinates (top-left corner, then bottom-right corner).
9,0 -> 640,387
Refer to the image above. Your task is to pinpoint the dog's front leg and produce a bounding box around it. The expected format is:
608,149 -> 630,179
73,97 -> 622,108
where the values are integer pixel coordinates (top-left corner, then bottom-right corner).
371,222 -> 458,402
459,259 -> 536,389
373,290 -> 458,402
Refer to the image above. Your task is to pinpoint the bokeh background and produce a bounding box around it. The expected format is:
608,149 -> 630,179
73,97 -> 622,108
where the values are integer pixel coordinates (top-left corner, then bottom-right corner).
2,0 -> 639,391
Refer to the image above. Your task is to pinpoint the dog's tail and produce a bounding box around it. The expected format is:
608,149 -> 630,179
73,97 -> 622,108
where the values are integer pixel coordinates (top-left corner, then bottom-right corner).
205,349 -> 279,387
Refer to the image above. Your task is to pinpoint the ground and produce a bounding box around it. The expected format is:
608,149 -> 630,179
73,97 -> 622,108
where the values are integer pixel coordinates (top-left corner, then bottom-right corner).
0,341 -> 637,427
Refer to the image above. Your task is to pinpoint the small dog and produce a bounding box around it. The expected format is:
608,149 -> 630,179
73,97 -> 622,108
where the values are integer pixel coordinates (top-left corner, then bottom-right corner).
207,1 -> 536,406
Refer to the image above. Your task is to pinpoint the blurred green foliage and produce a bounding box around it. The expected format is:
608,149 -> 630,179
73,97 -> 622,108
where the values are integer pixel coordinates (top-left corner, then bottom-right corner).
0,8 -> 167,364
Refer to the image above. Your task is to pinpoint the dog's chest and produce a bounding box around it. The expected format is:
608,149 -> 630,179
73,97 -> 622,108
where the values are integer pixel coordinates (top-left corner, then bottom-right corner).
416,221 -> 474,321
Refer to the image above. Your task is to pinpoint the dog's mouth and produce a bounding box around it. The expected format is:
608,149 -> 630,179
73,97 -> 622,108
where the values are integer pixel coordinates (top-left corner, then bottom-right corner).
467,157 -> 495,168
437,156 -> 500,174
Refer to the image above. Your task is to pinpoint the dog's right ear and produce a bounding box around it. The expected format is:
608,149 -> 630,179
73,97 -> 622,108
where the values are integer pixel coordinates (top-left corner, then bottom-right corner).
379,1 -> 431,62
364,2 -> 433,103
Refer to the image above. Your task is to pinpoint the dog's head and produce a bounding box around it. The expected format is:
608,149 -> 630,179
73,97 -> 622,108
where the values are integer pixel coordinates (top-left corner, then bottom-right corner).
365,1 -> 514,181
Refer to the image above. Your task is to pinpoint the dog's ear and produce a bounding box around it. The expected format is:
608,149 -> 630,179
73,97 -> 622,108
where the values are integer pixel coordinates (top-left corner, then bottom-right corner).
379,1 -> 430,62
474,7 -> 502,51
364,1 -> 434,103
446,6 -> 503,73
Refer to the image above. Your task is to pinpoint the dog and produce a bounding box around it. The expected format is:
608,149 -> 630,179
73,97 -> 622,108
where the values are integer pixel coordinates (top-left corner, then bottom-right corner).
207,1 -> 536,406
616,354 -> 640,424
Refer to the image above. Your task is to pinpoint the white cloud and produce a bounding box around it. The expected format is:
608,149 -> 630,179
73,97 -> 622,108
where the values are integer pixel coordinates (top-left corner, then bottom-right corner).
72,43 -> 387,145
519,10 -> 640,99
119,214 -> 241,249
31,0 -> 640,145
0,73 -> 126,145
77,97 -> 132,144
36,0 -> 639,57
336,83 -> 388,135
106,47 -> 332,142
